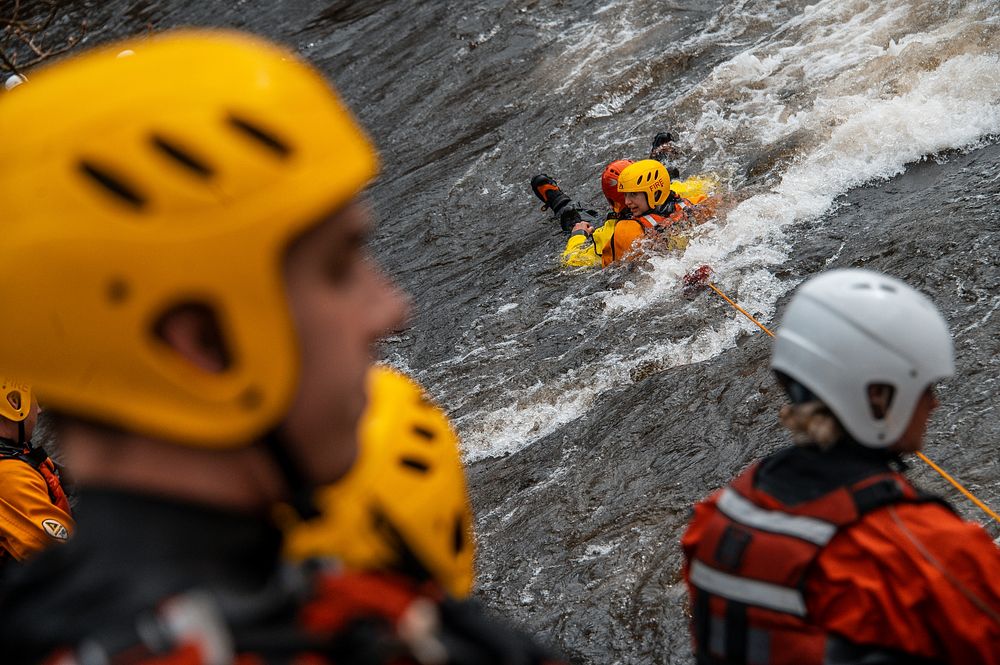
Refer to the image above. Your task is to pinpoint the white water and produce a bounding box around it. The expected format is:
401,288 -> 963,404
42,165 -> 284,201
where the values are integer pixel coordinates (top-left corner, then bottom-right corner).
426,0 -> 1000,461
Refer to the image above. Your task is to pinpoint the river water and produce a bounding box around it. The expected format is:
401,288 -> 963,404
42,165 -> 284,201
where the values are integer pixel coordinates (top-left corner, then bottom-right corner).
7,1 -> 1000,662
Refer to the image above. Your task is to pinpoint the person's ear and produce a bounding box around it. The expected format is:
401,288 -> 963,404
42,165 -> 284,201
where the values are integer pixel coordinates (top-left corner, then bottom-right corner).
153,303 -> 231,373
867,383 -> 895,420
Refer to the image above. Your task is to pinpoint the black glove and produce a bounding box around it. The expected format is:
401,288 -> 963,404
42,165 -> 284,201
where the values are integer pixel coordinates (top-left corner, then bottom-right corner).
651,131 -> 673,150
559,207 -> 582,235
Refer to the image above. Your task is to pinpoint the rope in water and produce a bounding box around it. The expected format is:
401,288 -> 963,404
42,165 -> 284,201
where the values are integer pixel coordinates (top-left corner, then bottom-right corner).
914,451 -> 1000,523
704,279 -> 1000,525
706,283 -> 775,337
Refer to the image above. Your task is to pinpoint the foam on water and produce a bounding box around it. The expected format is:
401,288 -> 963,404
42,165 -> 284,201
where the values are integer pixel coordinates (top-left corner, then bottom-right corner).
436,0 -> 1000,461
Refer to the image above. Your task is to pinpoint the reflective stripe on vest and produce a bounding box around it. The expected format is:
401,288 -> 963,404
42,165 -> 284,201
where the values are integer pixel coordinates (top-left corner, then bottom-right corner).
717,488 -> 836,546
637,214 -> 661,231
690,560 -> 807,617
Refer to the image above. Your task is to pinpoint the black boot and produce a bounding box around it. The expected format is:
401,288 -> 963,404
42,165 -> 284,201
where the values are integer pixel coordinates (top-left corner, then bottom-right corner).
530,174 -> 573,216
651,131 -> 674,151
531,174 -> 581,235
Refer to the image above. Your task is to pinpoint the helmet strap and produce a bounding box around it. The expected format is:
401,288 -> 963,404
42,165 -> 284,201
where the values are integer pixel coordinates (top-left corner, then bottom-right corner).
17,419 -> 25,446
262,429 -> 321,521
774,371 -> 816,405
0,436 -> 22,454
654,190 -> 678,214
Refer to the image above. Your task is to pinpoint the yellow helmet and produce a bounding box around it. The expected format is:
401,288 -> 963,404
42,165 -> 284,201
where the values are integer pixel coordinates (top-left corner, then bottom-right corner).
0,378 -> 32,423
617,159 -> 671,209
284,366 -> 476,598
0,30 -> 378,447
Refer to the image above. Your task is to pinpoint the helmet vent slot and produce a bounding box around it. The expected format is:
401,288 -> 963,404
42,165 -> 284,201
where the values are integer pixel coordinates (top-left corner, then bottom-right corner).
452,514 -> 466,554
227,114 -> 291,158
79,161 -> 146,209
400,457 -> 430,473
151,134 -> 214,178
412,425 -> 435,441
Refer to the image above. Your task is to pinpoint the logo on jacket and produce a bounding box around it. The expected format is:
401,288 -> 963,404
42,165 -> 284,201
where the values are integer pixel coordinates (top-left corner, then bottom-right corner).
42,519 -> 69,540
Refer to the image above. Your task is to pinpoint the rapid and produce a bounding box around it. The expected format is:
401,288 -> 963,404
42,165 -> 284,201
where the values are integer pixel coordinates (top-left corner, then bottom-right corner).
8,0 -> 1000,662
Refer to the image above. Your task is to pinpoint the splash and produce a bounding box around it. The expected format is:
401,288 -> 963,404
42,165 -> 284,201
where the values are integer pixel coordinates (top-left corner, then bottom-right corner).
427,0 -> 1000,461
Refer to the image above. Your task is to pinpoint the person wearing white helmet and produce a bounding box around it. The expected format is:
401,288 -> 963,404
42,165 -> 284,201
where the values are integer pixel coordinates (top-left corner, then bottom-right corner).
681,268 -> 1000,664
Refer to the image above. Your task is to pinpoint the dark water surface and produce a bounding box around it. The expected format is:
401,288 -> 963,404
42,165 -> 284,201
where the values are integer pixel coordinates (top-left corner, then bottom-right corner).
6,1 -> 999,662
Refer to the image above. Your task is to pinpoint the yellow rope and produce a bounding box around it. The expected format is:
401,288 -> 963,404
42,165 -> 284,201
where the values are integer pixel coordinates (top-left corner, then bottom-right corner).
707,283 -> 775,337
915,452 -> 1000,523
704,280 -> 1000,525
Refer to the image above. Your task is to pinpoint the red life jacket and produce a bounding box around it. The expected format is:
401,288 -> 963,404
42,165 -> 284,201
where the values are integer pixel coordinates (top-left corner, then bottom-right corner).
685,458 -> 949,665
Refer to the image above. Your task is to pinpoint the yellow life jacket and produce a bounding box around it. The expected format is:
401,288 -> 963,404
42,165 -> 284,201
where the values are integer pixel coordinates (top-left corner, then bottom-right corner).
670,173 -> 718,205
561,218 -> 617,267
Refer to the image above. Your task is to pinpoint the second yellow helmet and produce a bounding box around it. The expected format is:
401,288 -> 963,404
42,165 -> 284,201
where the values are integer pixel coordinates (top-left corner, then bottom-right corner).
0,378 -> 32,423
617,159 -> 671,209
284,366 -> 476,598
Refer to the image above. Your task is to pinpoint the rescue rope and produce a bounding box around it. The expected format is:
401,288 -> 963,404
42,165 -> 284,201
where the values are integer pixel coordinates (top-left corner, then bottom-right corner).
914,451 -> 1000,523
703,279 -> 1000,525
706,283 -> 775,337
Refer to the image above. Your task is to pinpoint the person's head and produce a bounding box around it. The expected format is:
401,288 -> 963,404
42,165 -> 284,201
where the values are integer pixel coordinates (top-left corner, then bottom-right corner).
771,269 -> 953,452
0,30 -> 408,506
601,159 -> 633,214
0,379 -> 38,443
617,159 -> 671,215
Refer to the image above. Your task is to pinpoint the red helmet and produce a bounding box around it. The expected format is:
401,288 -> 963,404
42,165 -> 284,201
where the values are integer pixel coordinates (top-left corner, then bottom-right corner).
601,159 -> 633,213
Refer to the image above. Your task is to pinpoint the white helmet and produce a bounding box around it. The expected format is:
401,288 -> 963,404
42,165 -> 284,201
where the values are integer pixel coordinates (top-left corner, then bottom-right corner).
771,269 -> 954,448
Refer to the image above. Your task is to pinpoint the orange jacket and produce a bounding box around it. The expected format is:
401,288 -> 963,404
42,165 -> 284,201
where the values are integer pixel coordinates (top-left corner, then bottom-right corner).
0,456 -> 74,561
807,501 -> 1000,663
601,196 -> 693,266
683,447 -> 1000,664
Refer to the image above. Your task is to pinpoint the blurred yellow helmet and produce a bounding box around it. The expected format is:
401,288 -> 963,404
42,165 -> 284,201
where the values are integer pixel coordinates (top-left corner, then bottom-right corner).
0,30 -> 378,446
0,378 -> 32,423
284,366 -> 476,598
617,159 -> 671,209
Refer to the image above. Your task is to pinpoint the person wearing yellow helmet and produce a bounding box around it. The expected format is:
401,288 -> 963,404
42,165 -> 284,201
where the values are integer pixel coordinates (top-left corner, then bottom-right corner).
0,30 -> 564,665
0,379 -> 73,564
530,134 -> 714,268
284,365 -> 476,599
607,158 -> 698,263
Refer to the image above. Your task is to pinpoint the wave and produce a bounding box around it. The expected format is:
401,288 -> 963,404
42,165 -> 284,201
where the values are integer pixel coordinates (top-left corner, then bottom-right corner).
410,0 -> 1000,461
